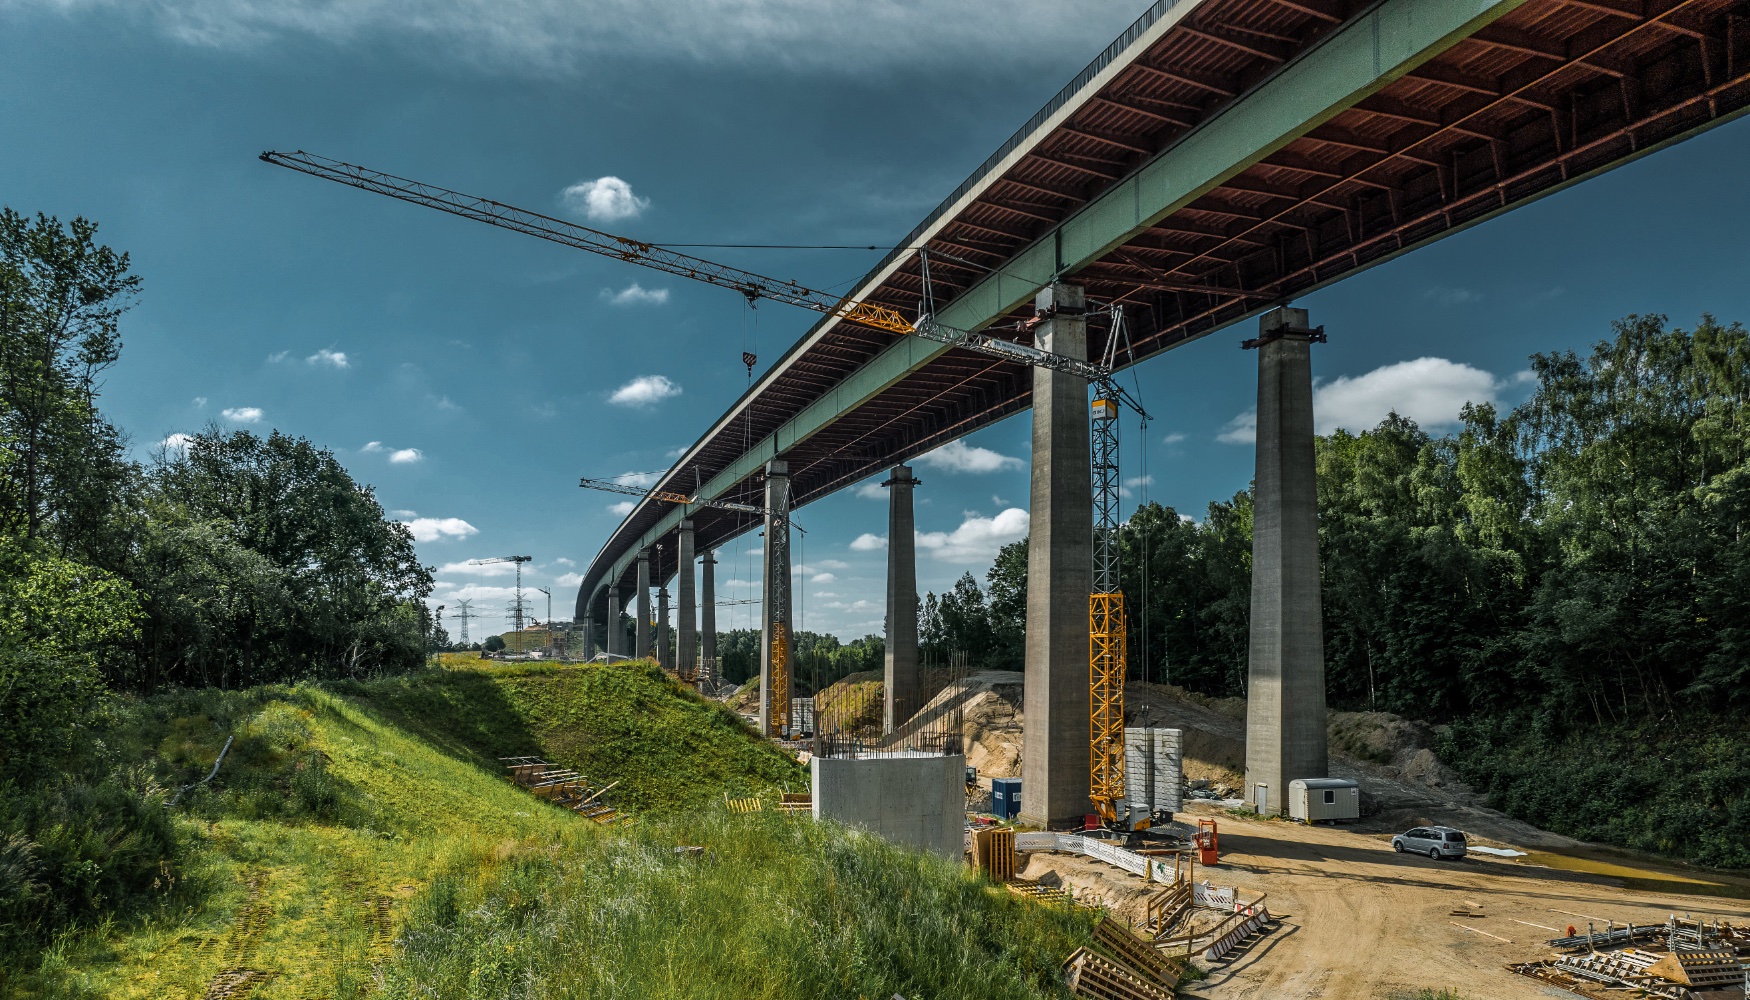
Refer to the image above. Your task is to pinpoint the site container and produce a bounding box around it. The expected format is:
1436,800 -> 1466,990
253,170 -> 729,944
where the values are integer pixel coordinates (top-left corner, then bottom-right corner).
990,777 -> 1022,819
1288,778 -> 1360,823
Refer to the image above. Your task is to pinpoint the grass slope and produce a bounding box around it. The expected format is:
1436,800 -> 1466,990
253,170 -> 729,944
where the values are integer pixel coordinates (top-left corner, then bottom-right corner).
380,812 -> 1095,1000
25,661 -> 1087,999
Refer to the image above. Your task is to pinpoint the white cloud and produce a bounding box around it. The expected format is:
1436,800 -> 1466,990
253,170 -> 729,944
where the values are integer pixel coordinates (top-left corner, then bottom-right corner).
850,533 -> 887,551
1425,286 -> 1480,306
433,395 -> 460,411
612,470 -> 659,488
1161,432 -> 1186,445
601,282 -> 669,307
811,572 -> 835,584
33,0 -> 1144,79
266,350 -> 289,363
192,396 -> 207,408
307,347 -> 349,368
435,583 -> 519,605
404,517 -> 478,542
854,481 -> 886,500
562,176 -> 649,222
1216,357 -> 1515,444
1124,475 -> 1153,488
915,508 -> 1029,563
438,559 -> 518,577
554,557 -> 576,567
222,406 -> 263,423
554,572 -> 584,587
608,501 -> 635,516
608,374 -> 681,408
1313,357 -> 1503,434
390,509 -> 418,518
362,441 -> 384,453
816,559 -> 849,570
915,440 -> 1022,474
1216,411 -> 1257,445
389,448 -> 423,464
159,432 -> 195,455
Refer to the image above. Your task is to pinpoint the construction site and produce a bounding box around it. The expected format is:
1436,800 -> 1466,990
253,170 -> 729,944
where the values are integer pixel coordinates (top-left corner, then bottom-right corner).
118,0 -> 1750,996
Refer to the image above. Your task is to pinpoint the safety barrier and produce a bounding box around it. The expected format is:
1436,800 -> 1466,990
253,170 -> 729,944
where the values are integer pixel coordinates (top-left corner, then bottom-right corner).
1013,833 -> 1179,883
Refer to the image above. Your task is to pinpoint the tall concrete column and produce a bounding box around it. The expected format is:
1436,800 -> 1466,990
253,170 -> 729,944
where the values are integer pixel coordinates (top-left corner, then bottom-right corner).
1020,283 -> 1093,828
678,520 -> 697,677
701,549 -> 718,684
635,550 -> 652,660
758,459 -> 792,736
581,613 -> 594,660
1244,306 -> 1329,816
606,590 -> 622,657
882,465 -> 921,733
657,586 -> 671,672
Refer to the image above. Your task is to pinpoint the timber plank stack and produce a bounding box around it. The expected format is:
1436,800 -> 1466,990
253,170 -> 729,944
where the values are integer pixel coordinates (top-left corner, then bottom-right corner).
499,757 -> 627,824
1062,916 -> 1186,1000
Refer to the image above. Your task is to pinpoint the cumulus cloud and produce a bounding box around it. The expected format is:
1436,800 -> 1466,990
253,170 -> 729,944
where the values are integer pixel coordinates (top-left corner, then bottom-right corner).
266,350 -> 289,363
609,375 -> 681,408
1216,411 -> 1257,445
438,559 -> 518,577
554,557 -> 576,567
1216,357 -> 1518,444
608,501 -> 635,516
159,432 -> 195,455
389,448 -> 423,464
915,440 -> 1022,474
601,282 -> 669,306
854,481 -> 886,500
916,508 -> 1028,563
612,470 -> 660,488
811,572 -> 835,584
562,176 -> 649,222
307,347 -> 349,368
1161,431 -> 1186,445
27,0 -> 1143,78
403,517 -> 478,542
222,406 -> 263,423
192,396 -> 207,408
554,571 -> 584,587
850,533 -> 887,551
362,441 -> 384,453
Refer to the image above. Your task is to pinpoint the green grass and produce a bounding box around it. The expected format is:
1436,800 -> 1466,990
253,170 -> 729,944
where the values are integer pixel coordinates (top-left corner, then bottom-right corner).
16,660 -> 1086,999
378,811 -> 1096,1000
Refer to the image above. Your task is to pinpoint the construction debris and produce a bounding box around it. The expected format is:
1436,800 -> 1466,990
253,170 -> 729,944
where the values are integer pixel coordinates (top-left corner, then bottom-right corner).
499,756 -> 628,824
1062,916 -> 1186,1000
1510,914 -> 1749,1000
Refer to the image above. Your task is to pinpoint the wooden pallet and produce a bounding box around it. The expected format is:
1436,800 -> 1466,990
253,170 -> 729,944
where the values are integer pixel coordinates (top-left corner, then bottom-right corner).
1091,917 -> 1184,991
1062,946 -> 1173,1000
1006,878 -> 1083,907
971,828 -> 1017,882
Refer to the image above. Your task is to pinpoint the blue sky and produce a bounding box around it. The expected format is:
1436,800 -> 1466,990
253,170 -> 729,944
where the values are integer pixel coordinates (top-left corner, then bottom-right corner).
4,1 -> 1749,641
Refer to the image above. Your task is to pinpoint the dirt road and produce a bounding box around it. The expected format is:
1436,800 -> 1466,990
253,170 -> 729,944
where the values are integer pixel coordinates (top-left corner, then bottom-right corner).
1020,803 -> 1750,999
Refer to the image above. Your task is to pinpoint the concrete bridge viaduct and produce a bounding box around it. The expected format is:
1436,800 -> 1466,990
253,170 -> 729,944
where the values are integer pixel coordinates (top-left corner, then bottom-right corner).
574,0 -> 1750,825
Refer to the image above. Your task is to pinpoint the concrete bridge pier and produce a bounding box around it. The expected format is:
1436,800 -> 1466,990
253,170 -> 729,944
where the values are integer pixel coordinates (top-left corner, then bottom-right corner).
678,520 -> 697,676
1020,282 -> 1094,828
606,590 -> 622,658
758,459 -> 792,735
635,549 -> 652,660
883,464 -> 920,733
700,549 -> 718,686
657,585 -> 671,671
1244,306 -> 1329,816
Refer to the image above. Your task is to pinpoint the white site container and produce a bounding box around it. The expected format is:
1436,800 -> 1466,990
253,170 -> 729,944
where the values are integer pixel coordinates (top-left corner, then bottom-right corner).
1152,728 -> 1183,815
1289,777 -> 1360,823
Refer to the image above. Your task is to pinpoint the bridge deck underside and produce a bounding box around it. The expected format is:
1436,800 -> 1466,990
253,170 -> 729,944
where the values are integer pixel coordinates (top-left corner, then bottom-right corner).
588,0 -> 1750,608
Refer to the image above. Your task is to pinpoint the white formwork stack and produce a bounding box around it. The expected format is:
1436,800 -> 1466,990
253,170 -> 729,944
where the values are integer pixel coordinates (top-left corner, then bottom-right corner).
1122,727 -> 1185,822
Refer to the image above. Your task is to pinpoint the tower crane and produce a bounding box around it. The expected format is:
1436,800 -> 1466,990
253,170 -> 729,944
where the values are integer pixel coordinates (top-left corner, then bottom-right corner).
469,556 -> 532,633
264,150 -> 1148,817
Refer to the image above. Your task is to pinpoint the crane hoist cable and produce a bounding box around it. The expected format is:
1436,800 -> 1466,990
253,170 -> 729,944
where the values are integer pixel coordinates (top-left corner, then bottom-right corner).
259,150 -> 1107,381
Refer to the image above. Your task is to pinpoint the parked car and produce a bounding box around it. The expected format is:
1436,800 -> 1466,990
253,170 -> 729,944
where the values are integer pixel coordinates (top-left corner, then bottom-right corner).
1392,825 -> 1468,859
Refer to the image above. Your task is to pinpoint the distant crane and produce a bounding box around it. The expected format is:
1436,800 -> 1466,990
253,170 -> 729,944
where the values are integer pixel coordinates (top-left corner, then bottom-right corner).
469,556 -> 532,634
534,587 -> 553,656
265,150 -> 1149,808
450,599 -> 481,646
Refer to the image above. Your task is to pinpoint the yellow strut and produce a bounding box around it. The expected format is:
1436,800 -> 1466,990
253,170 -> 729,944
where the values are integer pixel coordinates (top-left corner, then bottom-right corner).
769,623 -> 790,738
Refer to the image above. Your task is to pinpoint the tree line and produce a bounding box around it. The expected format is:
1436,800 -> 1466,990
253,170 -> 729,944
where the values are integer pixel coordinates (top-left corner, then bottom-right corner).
0,210 -> 436,770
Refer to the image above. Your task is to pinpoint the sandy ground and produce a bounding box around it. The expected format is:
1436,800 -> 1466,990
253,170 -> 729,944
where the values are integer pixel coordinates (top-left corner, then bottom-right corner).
1018,801 -> 1750,999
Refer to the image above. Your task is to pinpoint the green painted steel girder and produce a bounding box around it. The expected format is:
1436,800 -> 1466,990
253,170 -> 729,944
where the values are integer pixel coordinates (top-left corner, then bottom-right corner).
588,0 -> 1525,605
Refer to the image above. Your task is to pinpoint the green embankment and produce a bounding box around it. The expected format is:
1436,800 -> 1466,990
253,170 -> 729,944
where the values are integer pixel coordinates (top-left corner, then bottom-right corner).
20,661 -> 1093,999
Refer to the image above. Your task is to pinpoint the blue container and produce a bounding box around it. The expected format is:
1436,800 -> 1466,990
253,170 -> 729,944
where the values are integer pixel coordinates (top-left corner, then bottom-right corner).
990,777 -> 1022,819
